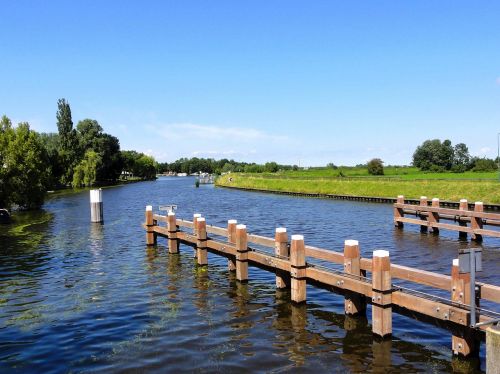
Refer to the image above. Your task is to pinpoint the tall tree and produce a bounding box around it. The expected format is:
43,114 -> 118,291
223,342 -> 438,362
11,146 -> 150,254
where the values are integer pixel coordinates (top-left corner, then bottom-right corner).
56,99 -> 79,184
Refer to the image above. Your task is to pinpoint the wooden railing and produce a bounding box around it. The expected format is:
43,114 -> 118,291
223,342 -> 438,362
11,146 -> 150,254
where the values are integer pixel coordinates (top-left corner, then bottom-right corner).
393,195 -> 500,241
144,208 -> 500,358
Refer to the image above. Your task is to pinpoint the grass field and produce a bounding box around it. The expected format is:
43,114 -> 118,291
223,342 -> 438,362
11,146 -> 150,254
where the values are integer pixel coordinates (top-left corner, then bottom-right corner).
216,167 -> 500,204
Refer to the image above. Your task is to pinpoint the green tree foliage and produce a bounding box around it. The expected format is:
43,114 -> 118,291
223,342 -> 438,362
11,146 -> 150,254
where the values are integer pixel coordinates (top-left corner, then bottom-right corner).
121,150 -> 157,180
367,158 -> 384,175
56,99 -> 79,184
72,150 -> 102,187
76,119 -> 103,151
471,157 -> 497,172
413,139 -> 454,171
0,119 -> 50,209
451,143 -> 471,172
264,162 -> 279,173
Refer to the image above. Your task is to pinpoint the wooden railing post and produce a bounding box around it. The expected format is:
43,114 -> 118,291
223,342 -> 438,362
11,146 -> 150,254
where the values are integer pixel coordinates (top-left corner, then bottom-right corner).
275,227 -> 289,289
429,198 -> 440,234
290,235 -> 306,303
372,250 -> 392,338
451,258 -> 477,356
235,224 -> 249,282
196,217 -> 207,266
145,205 -> 155,246
344,240 -> 366,315
419,196 -> 428,232
458,199 -> 468,239
472,202 -> 483,242
227,219 -> 237,271
394,195 -> 404,228
193,213 -> 201,257
167,211 -> 178,253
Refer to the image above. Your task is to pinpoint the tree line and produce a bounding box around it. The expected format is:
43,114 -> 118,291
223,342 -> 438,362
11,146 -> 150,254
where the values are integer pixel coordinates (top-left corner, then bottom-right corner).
0,99 -> 157,210
158,158 -> 297,174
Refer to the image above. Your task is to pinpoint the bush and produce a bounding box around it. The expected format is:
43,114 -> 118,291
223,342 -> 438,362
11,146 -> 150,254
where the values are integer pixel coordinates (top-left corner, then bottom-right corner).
472,158 -> 497,172
367,158 -> 384,175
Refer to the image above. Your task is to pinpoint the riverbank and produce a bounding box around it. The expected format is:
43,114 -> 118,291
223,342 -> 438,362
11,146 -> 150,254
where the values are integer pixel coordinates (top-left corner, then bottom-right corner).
216,173 -> 500,204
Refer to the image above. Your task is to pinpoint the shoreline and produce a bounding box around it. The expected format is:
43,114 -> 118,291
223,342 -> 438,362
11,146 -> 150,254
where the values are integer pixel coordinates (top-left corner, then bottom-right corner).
216,184 -> 500,211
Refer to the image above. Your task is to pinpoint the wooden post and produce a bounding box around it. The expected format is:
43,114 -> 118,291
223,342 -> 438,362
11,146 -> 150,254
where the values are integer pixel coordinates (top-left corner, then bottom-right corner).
235,224 -> 249,282
458,199 -> 468,239
487,325 -> 500,374
90,189 -> 103,223
196,217 -> 207,266
429,198 -> 440,234
145,205 -> 155,246
372,250 -> 392,338
394,195 -> 404,228
275,227 -> 289,289
471,202 -> 483,242
344,240 -> 366,315
227,219 -> 237,271
451,258 -> 477,356
167,211 -> 178,253
419,196 -> 428,233
290,235 -> 306,303
193,213 -> 201,257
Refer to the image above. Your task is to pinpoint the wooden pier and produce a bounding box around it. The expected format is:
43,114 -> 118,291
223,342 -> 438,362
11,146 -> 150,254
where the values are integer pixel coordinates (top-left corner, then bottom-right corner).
143,206 -> 500,361
394,195 -> 500,241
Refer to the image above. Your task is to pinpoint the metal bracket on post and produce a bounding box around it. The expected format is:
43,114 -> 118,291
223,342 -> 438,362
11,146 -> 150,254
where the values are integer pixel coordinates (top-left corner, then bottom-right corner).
458,248 -> 482,328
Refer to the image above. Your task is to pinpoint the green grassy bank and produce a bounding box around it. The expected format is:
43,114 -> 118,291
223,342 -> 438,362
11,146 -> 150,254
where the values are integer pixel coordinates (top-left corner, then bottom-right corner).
216,173 -> 500,204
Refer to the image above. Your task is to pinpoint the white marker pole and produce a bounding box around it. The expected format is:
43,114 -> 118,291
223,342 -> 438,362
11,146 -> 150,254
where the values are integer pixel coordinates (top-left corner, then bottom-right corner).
90,189 -> 103,223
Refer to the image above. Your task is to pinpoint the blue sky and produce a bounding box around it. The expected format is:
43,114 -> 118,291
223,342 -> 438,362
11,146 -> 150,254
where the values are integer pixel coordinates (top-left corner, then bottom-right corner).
1,1 -> 499,166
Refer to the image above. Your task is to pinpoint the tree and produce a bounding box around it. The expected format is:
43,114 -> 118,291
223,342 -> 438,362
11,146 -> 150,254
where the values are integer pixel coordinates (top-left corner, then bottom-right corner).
264,161 -> 279,173
77,119 -> 103,151
452,143 -> 471,172
56,99 -> 79,184
2,121 -> 50,209
413,139 -> 455,171
367,158 -> 384,175
72,150 -> 101,187
94,134 -> 123,182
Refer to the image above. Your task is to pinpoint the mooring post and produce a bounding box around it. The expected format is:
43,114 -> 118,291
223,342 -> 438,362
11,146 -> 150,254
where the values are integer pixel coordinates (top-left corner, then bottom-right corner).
451,258 -> 477,356
196,217 -> 208,266
394,195 -> 404,228
192,213 -> 201,257
429,198 -> 440,234
419,196 -> 428,233
275,227 -> 289,289
90,189 -> 103,223
487,325 -> 500,374
458,199 -> 468,239
167,211 -> 178,254
290,235 -> 306,303
372,250 -> 392,338
145,205 -> 155,246
344,240 -> 366,316
235,224 -> 249,282
471,202 -> 483,242
227,219 -> 237,271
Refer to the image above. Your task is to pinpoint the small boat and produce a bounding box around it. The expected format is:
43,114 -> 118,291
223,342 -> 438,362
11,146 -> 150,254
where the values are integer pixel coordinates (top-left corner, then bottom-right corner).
0,209 -> 10,224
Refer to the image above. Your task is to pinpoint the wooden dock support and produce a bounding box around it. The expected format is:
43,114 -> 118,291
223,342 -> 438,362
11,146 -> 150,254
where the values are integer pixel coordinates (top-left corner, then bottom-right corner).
430,198 -> 440,234
419,196 -> 428,232
145,205 -> 155,246
275,228 -> 289,289
472,202 -> 483,242
227,220 -> 237,271
487,325 -> 500,374
459,199 -> 468,239
290,235 -> 306,303
196,217 -> 207,266
372,250 -> 392,338
451,258 -> 477,356
344,240 -> 366,316
167,211 -> 178,253
394,195 -> 404,228
235,224 -> 249,282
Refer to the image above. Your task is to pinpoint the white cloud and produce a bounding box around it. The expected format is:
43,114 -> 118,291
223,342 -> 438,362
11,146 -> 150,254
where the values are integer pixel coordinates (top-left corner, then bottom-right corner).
478,147 -> 491,155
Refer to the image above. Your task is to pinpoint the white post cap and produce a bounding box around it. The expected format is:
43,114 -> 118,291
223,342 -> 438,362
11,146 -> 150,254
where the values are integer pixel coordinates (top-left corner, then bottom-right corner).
420,196 -> 427,200
146,205 -> 153,211
345,239 -> 359,246
228,219 -> 237,224
397,195 -> 404,199
193,213 -> 201,218
453,258 -> 459,266
276,227 -> 287,233
373,249 -> 389,258
197,217 -> 205,222
168,211 -> 176,216
236,224 -> 246,230
432,198 -> 440,201
475,201 -> 483,205
90,189 -> 102,203
460,199 -> 468,203
291,234 -> 304,241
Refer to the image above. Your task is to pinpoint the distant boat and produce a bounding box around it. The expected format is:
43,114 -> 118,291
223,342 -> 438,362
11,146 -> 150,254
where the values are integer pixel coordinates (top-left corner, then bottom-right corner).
197,173 -> 215,184
0,209 -> 10,224
177,173 -> 188,177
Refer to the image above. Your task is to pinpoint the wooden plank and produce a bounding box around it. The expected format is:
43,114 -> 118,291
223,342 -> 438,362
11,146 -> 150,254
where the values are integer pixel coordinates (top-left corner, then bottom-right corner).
247,233 -> 275,248
305,245 -> 344,264
395,203 -> 500,221
481,284 -> 500,304
306,267 -> 372,296
474,228 -> 500,238
391,264 -> 451,290
396,217 -> 429,226
153,226 -> 169,237
431,222 -> 473,233
176,219 -> 194,229
206,239 -> 237,256
206,225 -> 228,237
247,251 -> 291,272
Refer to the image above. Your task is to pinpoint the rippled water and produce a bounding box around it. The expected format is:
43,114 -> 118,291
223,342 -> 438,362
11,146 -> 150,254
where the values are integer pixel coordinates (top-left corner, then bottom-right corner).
1,177 -> 499,373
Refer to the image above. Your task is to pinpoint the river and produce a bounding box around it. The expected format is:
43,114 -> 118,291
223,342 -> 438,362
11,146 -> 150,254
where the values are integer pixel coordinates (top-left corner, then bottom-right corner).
1,177 -> 499,373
